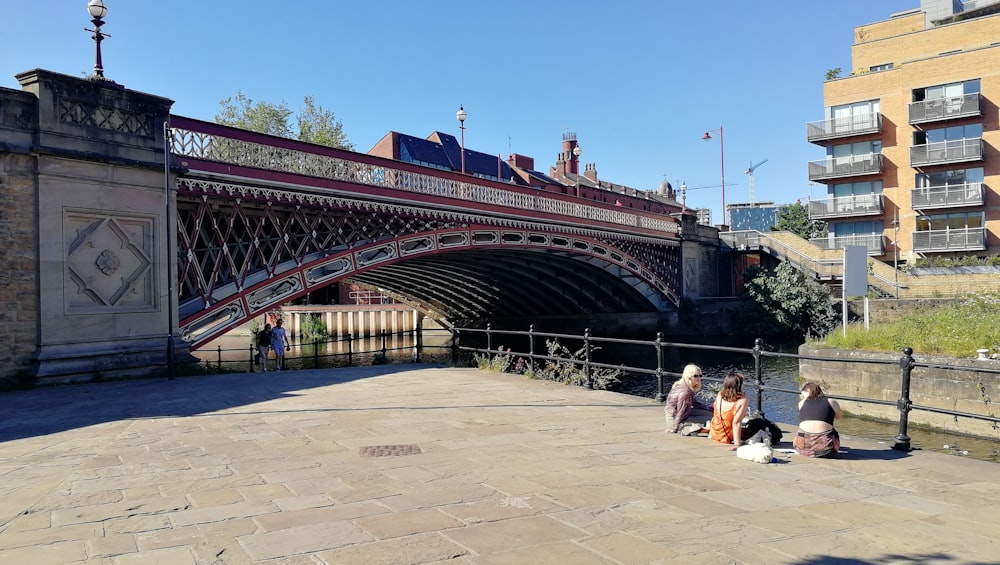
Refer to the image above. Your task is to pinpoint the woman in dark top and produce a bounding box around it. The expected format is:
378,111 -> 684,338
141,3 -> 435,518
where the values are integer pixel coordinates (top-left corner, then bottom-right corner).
794,382 -> 842,458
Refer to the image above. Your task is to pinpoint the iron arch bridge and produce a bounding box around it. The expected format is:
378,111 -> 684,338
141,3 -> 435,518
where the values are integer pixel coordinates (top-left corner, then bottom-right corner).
169,117 -> 682,348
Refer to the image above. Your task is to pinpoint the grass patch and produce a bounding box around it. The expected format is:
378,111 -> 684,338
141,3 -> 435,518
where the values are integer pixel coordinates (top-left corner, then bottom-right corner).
814,293 -> 1000,357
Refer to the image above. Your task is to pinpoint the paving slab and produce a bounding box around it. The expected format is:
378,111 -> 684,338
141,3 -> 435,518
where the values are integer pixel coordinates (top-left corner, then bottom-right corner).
1,364 -> 1000,564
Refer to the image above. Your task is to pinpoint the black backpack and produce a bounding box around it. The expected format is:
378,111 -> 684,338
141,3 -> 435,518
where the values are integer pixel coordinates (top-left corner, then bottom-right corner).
741,415 -> 783,445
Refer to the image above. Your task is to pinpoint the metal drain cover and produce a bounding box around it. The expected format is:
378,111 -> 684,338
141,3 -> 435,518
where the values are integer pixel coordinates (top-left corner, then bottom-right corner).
359,444 -> 423,457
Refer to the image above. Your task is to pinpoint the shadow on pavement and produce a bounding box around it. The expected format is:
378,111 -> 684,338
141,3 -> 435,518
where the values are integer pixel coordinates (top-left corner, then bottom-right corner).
0,364 -> 432,442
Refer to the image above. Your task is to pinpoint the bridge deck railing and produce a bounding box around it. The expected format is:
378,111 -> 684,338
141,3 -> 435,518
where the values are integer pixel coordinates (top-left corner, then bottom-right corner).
168,116 -> 679,239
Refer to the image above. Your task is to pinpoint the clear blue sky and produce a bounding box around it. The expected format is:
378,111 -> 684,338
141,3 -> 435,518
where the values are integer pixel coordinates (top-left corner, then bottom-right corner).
3,1 -> 917,223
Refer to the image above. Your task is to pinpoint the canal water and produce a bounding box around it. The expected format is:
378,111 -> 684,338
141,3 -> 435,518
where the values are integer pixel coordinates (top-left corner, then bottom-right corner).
194,333 -> 999,463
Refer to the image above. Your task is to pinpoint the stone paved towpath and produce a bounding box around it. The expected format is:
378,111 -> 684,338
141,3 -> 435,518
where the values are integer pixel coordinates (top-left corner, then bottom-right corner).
1,365 -> 999,564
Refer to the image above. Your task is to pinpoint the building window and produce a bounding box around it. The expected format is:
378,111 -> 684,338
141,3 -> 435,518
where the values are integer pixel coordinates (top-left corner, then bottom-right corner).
916,211 -> 983,231
914,123 -> 982,145
831,180 -> 882,198
830,220 -> 882,237
915,167 -> 983,189
828,140 -> 881,160
828,99 -> 880,133
913,79 -> 980,102
869,63 -> 894,72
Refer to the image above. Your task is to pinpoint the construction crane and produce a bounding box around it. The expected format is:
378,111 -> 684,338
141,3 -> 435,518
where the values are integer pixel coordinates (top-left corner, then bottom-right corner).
744,159 -> 768,205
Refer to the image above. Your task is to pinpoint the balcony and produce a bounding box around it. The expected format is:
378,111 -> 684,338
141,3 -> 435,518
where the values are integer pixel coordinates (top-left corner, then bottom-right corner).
808,193 -> 883,219
809,234 -> 886,255
909,93 -> 981,125
913,227 -> 986,252
911,182 -> 985,210
807,154 -> 882,182
806,113 -> 882,144
910,138 -> 983,167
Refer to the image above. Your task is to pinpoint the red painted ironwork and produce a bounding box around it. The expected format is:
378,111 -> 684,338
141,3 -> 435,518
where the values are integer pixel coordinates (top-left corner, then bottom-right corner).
169,116 -> 682,347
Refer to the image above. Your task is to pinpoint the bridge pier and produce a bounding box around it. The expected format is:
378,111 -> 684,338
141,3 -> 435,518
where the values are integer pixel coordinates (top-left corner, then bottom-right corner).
1,70 -> 187,383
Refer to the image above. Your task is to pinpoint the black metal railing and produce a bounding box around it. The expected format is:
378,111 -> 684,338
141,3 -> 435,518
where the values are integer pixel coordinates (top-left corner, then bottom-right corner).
447,324 -> 1000,452
184,326 -> 449,374
185,323 -> 1000,452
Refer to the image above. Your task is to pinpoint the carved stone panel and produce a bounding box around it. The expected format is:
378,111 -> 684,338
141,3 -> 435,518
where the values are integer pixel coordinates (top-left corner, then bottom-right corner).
65,210 -> 155,312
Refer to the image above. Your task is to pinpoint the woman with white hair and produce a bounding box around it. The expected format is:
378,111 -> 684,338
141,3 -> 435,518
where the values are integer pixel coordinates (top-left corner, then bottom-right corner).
664,364 -> 712,435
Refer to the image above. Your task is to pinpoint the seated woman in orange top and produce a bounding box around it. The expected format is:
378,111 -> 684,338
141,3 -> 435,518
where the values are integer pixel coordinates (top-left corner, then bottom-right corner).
709,373 -> 749,450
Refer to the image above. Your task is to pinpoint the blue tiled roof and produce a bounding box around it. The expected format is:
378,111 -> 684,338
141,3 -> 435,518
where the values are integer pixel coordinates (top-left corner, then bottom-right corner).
397,131 -> 514,181
526,170 -> 560,185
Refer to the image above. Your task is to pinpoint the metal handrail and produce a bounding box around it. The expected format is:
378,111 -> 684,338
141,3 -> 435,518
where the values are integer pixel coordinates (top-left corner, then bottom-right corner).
449,324 -> 1000,452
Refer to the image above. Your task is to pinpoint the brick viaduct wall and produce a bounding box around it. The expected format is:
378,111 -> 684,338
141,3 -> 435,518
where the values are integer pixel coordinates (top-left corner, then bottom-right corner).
0,86 -> 40,383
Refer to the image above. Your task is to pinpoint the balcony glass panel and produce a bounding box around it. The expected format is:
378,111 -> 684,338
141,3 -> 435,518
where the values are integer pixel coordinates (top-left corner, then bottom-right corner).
807,154 -> 882,181
809,234 -> 885,255
912,227 -> 986,252
806,113 -> 882,142
808,193 -> 883,219
911,182 -> 984,209
909,93 -> 981,124
910,138 -> 983,167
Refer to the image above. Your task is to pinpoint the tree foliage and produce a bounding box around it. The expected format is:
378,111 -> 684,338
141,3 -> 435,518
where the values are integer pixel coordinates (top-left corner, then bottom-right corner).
772,201 -> 827,240
216,91 -> 353,150
733,263 -> 837,340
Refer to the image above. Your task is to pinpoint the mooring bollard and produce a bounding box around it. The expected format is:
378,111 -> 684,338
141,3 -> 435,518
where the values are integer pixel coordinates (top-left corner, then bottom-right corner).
892,347 -> 915,451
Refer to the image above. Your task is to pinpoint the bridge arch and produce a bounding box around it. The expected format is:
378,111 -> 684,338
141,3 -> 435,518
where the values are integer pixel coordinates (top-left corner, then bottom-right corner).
179,226 -> 678,348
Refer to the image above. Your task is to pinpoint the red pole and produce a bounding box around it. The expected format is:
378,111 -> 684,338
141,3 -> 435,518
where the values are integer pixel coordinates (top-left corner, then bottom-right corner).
719,125 -> 726,225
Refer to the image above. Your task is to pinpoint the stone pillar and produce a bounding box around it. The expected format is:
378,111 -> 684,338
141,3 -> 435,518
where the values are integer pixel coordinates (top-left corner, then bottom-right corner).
12,69 -> 180,382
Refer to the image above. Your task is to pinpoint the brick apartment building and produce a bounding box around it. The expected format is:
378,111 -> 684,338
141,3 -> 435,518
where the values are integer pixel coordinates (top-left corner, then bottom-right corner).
806,0 -> 1000,264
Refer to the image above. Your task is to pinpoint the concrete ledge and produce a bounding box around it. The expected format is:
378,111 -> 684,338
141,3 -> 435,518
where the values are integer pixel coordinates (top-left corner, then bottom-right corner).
799,344 -> 1000,439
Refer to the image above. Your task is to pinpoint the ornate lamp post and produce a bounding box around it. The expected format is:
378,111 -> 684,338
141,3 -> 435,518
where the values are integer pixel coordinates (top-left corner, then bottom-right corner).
456,105 -> 467,174
703,126 -> 726,226
85,0 -> 111,79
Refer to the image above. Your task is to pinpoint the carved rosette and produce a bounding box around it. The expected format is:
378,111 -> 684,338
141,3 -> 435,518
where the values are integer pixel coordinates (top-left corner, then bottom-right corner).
65,212 -> 155,311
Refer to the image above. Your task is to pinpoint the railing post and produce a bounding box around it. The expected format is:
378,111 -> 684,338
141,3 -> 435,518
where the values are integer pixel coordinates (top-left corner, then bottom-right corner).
314,338 -> 319,369
250,344 -> 255,372
753,338 -> 764,417
528,324 -> 536,375
381,331 -> 388,357
348,333 -> 353,366
584,328 -> 593,390
892,347 -> 915,451
451,329 -> 460,365
414,325 -> 423,363
217,345 -> 222,372
654,332 -> 665,402
486,323 -> 493,354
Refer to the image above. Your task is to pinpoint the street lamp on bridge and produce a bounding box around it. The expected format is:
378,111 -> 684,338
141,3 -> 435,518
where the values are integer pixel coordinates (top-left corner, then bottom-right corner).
85,0 -> 110,79
702,126 -> 727,226
456,105 -> 467,174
